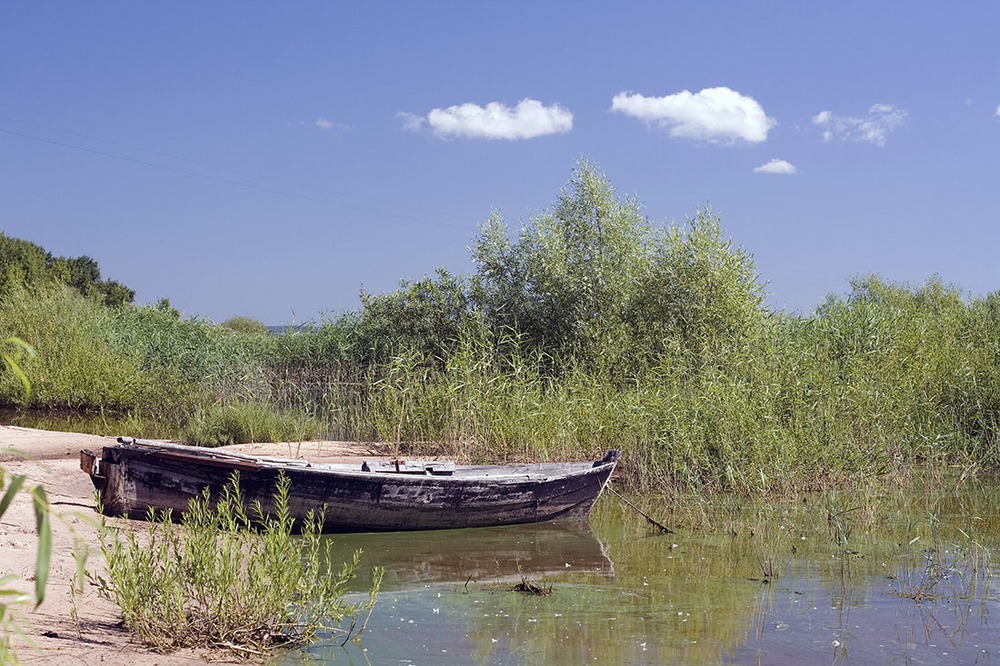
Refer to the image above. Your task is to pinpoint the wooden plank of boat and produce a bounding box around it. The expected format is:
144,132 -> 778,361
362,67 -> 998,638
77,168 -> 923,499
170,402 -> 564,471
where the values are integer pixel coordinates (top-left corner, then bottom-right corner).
80,438 -> 620,532
361,459 -> 456,475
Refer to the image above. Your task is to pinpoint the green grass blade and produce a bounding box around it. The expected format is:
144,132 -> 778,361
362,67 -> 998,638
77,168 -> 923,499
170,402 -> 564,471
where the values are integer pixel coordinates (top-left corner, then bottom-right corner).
0,475 -> 27,520
30,485 -> 51,608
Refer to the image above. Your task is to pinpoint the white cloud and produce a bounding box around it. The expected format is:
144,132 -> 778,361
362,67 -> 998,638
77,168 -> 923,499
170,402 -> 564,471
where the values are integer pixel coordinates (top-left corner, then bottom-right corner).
397,112 -> 425,132
812,104 -> 907,146
754,159 -> 798,175
995,104 -> 1000,117
312,117 -> 349,132
610,86 -> 774,144
404,98 -> 573,140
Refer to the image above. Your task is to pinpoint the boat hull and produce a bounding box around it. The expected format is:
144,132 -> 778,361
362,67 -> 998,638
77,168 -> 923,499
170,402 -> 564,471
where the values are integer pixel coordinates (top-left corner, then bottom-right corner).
82,439 -> 620,532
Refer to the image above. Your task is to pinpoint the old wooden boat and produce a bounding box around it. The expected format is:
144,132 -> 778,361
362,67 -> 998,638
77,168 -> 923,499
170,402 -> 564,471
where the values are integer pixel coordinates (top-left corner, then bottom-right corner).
80,438 -> 620,532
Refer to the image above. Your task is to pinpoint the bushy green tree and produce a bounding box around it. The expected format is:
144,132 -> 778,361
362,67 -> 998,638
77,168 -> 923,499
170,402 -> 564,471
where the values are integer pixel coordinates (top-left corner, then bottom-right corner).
626,209 -> 766,370
0,234 -> 50,293
0,233 -> 134,307
50,255 -> 135,307
471,160 -> 651,366
470,160 -> 766,373
357,268 -> 470,367
220,315 -> 270,336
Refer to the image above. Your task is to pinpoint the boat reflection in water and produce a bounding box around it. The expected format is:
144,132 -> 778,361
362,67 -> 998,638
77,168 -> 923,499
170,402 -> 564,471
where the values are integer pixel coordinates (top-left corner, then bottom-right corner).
328,520 -> 615,590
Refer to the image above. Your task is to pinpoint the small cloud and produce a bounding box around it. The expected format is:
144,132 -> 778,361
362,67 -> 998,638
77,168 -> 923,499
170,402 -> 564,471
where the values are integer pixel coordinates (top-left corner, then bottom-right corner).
610,86 -> 774,144
312,117 -> 349,132
397,112 -> 426,133
754,159 -> 798,175
403,98 -> 573,140
812,104 -> 907,146
995,104 -> 1000,117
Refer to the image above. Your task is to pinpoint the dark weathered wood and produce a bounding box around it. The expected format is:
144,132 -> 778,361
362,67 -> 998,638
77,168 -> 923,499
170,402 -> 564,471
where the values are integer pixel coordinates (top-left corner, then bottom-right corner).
361,459 -> 456,475
82,438 -> 620,532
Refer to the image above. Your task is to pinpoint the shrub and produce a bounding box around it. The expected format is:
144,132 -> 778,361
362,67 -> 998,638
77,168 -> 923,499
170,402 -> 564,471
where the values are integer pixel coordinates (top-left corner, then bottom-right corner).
220,316 -> 270,336
93,473 -> 382,655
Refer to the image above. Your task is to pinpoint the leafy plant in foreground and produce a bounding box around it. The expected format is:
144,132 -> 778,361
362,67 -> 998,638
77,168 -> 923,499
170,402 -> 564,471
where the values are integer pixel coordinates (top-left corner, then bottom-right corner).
92,472 -> 381,656
0,335 -> 51,664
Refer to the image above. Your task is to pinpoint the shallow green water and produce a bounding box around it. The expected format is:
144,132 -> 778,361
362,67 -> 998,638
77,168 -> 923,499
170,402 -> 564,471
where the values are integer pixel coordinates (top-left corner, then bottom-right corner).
281,474 -> 1000,665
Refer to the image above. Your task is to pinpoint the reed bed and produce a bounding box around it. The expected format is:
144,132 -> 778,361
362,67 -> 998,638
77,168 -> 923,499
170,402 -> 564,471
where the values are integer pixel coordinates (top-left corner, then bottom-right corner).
2,162 -> 999,495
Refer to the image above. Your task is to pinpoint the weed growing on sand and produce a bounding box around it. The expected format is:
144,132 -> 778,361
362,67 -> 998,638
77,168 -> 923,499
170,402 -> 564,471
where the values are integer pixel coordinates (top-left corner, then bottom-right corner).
92,473 -> 381,656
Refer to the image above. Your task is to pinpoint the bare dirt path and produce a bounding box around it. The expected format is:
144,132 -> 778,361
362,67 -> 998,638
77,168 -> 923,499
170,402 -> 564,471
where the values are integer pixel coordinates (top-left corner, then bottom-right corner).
1,425 -> 381,665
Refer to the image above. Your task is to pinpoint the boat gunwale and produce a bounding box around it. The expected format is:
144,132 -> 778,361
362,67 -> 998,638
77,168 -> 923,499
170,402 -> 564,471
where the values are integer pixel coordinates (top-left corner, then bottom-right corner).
109,438 -> 617,485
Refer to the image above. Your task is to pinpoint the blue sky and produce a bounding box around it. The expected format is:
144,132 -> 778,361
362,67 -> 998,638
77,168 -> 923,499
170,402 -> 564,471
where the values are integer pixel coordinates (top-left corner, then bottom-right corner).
2,2 -> 998,324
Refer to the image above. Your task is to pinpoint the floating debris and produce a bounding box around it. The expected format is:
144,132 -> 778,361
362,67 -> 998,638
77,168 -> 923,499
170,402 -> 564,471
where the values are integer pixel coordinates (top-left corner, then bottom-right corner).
510,577 -> 553,596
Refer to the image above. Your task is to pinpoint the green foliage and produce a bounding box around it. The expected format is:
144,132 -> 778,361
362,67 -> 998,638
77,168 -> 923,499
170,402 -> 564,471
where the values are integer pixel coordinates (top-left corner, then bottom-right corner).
471,160 -> 654,364
110,303 -> 276,405
220,316 -> 270,336
344,162 -> 1000,492
93,473 -> 381,655
3,162 -> 1000,496
471,161 -> 766,373
95,280 -> 135,308
154,297 -> 181,319
0,285 -> 153,408
271,316 -> 359,368
182,402 -> 322,447
0,233 -> 134,307
0,334 -> 51,665
358,268 -> 470,367
0,472 -> 51,664
356,271 -> 1000,493
798,275 -> 1000,466
0,235 -> 49,294
1,336 -> 35,399
0,284 -> 277,412
626,209 -> 765,371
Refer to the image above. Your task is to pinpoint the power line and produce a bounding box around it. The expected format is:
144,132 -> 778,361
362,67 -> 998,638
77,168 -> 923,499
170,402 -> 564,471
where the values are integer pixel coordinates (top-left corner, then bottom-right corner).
0,113 -> 472,222
0,121 -> 474,231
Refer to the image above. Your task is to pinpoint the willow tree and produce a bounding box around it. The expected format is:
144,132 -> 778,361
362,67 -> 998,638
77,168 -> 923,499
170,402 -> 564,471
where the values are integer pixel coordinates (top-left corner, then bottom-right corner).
470,160 -> 766,375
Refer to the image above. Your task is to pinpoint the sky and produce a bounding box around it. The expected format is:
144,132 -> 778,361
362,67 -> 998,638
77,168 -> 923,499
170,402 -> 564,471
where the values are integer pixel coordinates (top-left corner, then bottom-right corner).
2,2 -> 998,325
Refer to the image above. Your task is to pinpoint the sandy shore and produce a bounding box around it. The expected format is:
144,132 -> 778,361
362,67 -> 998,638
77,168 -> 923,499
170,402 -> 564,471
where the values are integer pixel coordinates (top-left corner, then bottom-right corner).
0,425 -> 383,664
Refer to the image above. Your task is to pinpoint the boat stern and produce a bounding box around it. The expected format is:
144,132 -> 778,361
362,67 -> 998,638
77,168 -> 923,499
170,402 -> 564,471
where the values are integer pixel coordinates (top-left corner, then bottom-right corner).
80,449 -> 106,493
80,447 -> 134,516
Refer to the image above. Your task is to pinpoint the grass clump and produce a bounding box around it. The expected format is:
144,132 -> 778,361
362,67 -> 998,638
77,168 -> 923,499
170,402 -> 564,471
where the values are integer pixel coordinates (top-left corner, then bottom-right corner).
93,473 -> 382,656
182,402 -> 322,446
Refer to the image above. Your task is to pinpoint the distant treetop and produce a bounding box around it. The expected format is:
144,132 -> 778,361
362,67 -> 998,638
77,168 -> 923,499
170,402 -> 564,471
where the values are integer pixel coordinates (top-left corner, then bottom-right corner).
0,232 -> 135,307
